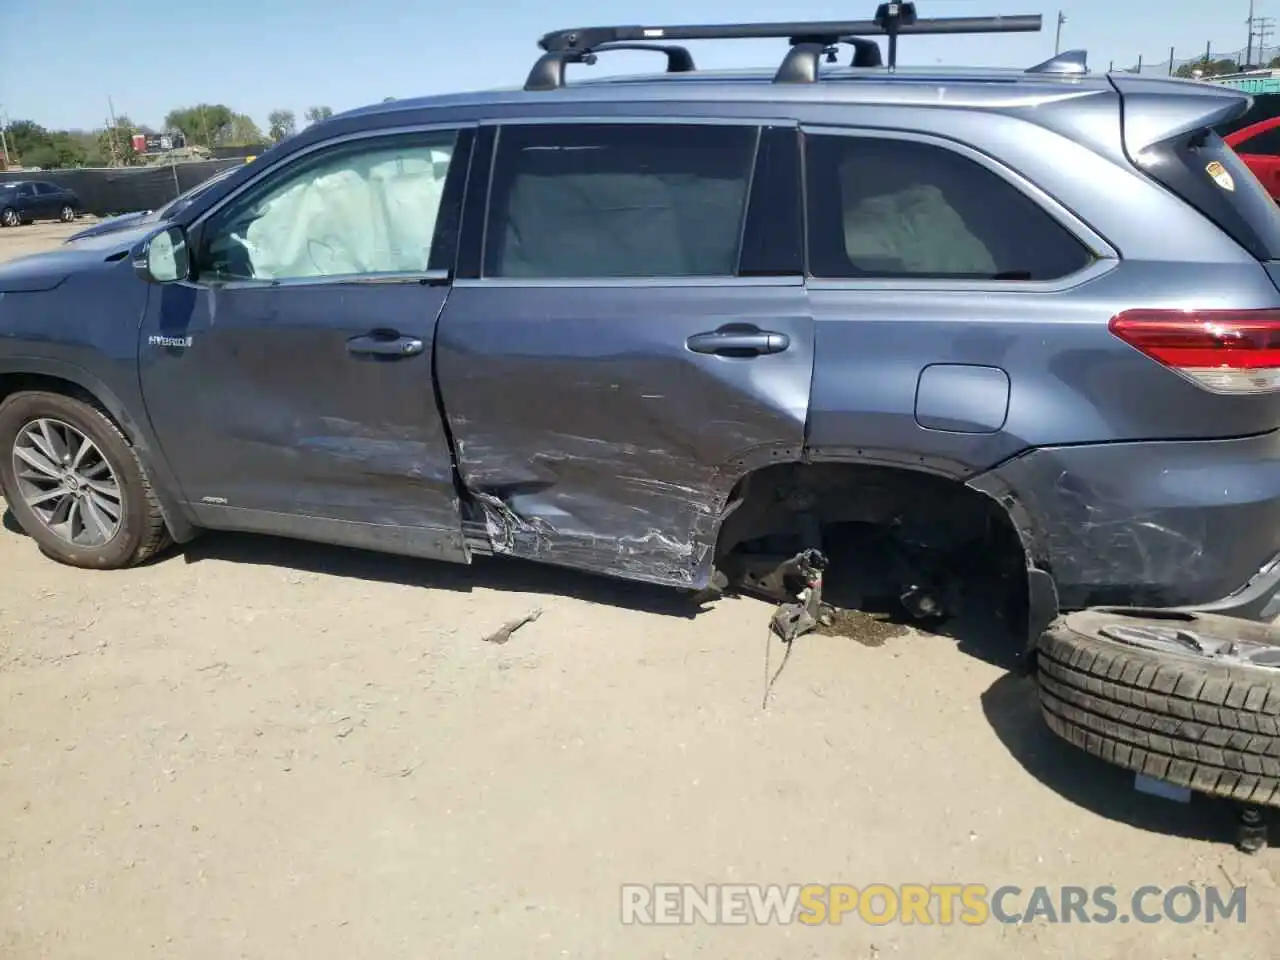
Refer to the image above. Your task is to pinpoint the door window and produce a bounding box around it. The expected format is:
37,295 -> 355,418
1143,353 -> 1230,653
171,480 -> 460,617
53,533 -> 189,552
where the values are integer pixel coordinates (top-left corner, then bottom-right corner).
483,123 -> 758,278
34,183 -> 59,195
804,133 -> 1092,281
1236,124 -> 1280,156
196,131 -> 459,282
16,184 -> 35,198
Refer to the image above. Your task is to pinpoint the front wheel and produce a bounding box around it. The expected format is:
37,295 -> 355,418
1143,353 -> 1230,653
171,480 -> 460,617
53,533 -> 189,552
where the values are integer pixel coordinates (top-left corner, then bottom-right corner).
0,391 -> 171,568
0,207 -> 19,227
59,205 -> 76,222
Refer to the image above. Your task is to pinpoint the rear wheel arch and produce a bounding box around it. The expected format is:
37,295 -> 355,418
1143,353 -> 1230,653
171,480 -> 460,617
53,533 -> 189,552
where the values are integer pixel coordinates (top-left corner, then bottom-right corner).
707,458 -> 1056,640
0,365 -> 197,542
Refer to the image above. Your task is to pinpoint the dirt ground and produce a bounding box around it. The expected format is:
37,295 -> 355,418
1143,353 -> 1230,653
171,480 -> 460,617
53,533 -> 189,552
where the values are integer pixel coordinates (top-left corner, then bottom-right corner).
1,220 -> 1278,959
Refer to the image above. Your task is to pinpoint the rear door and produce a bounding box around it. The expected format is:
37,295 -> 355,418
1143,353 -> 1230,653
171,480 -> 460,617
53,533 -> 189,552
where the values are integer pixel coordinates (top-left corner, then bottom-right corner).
139,124 -> 473,561
435,119 -> 812,588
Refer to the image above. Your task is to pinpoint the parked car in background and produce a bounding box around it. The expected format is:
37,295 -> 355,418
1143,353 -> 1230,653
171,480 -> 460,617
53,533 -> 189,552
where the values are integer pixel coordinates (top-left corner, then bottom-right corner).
0,180 -> 81,227
1224,115 -> 1280,200
66,166 -> 242,242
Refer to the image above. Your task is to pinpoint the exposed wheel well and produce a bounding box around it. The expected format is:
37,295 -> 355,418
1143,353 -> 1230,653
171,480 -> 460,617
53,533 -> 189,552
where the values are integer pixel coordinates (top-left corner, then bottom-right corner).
711,461 -> 1034,628
0,373 -> 102,411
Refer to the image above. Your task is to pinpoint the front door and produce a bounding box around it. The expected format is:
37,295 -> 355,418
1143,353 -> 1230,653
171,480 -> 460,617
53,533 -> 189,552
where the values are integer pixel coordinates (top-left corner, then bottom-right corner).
139,125 -> 473,561
436,119 -> 813,588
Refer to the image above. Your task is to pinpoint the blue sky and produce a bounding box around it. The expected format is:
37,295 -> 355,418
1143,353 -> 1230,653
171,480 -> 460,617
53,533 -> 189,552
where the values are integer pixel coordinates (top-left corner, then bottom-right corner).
0,0 -> 1264,131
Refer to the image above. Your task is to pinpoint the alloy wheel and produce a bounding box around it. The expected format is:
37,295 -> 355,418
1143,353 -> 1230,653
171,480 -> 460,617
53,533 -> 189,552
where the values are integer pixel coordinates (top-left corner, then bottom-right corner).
12,418 -> 123,546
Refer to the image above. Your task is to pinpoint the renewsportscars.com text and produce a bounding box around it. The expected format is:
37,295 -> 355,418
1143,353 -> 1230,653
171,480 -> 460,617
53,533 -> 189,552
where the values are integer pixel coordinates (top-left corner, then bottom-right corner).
620,883 -> 1247,926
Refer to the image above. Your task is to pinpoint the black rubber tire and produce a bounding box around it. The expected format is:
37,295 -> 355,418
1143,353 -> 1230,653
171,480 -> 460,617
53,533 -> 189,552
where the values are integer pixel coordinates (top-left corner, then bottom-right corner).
59,205 -> 75,222
0,207 -> 19,228
1036,608 -> 1280,807
0,391 -> 171,569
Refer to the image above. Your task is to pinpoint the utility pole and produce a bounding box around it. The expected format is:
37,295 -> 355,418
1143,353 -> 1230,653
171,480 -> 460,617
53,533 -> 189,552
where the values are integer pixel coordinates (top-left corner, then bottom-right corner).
106,97 -> 121,167
1054,10 -> 1066,55
0,108 -> 10,169
1256,16 -> 1276,65
1168,46 -> 1176,76
1248,0 -> 1256,68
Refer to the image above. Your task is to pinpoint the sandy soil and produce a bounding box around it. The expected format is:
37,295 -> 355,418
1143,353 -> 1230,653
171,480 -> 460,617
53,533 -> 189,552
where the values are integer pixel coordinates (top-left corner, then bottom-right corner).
1,220 -> 1278,959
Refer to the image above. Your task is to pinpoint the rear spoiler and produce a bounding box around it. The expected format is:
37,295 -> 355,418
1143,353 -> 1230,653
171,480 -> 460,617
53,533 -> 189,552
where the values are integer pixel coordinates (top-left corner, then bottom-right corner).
1108,74 -> 1252,159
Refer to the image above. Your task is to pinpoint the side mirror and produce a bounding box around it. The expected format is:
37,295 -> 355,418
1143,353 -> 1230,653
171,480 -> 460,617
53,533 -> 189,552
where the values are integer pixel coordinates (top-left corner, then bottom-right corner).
135,225 -> 190,284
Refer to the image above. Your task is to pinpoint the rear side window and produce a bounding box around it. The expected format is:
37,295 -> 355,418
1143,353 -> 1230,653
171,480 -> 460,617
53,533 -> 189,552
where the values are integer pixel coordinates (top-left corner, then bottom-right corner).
34,183 -> 58,195
805,134 -> 1092,281
1137,129 -> 1280,261
484,123 -> 758,278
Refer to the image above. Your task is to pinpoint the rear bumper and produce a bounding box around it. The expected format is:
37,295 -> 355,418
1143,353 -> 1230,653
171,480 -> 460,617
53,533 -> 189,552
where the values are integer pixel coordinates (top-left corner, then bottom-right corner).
971,430 -> 1280,622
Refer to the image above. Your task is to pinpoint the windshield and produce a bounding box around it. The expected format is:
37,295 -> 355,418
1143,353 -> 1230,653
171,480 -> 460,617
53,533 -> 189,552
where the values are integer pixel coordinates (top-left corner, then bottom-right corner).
157,167 -> 237,218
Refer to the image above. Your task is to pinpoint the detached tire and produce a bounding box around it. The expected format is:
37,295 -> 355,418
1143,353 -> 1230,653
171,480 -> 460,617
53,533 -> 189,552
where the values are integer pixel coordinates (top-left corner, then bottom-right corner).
0,391 -> 170,569
1036,608 -> 1280,806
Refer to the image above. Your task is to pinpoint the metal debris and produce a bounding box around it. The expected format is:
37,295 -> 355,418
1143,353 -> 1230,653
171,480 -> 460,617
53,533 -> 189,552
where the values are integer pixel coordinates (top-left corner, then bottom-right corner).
481,608 -> 543,645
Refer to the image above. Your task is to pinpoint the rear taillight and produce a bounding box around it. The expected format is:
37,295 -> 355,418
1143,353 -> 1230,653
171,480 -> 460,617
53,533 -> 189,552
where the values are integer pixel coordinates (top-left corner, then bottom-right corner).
1108,308 -> 1280,394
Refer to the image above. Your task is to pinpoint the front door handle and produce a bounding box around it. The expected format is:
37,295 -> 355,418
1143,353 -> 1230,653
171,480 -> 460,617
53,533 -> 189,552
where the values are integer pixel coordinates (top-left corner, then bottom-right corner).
685,326 -> 791,357
346,333 -> 424,358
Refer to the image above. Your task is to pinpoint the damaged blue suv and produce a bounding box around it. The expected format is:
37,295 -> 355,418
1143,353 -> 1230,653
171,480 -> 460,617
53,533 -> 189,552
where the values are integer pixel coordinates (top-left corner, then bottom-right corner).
2,6 -> 1280,642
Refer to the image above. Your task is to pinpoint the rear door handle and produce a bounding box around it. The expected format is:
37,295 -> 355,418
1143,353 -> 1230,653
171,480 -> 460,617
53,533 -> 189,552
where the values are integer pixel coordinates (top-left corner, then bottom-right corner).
346,333 -> 424,358
685,326 -> 791,356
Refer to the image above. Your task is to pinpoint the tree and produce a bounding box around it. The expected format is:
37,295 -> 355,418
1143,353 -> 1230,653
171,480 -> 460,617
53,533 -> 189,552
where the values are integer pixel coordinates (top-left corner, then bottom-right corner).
267,108 -> 296,143
1175,58 -> 1239,80
164,103 -> 235,147
304,105 -> 334,126
3,120 -> 91,168
227,113 -> 265,146
97,115 -> 139,166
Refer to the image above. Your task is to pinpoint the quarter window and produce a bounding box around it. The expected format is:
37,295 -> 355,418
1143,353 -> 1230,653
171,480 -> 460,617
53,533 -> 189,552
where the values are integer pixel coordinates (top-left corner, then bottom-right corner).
483,123 -> 758,279
197,132 -> 458,281
805,134 -> 1092,281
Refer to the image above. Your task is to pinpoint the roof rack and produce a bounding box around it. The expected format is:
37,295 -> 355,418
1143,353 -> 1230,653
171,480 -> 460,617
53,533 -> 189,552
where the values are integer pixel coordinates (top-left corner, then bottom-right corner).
527,3 -> 1043,90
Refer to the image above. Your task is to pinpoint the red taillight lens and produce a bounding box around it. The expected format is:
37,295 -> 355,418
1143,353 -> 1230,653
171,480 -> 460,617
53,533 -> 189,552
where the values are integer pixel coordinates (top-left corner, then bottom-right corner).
1108,308 -> 1280,394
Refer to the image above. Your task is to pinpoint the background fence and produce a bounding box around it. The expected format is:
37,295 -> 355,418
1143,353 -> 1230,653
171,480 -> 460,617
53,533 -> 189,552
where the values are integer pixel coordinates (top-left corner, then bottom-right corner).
1116,43 -> 1280,75
0,158 -> 246,217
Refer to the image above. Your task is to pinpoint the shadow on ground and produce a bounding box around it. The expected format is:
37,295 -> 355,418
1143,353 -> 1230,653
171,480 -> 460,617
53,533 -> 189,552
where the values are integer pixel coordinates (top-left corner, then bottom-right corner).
981,670 -> 1265,847
818,521 -> 1029,671
179,529 -> 708,619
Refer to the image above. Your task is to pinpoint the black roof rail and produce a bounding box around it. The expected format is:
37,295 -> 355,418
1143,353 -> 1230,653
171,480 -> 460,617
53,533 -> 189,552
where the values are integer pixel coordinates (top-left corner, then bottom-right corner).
525,42 -> 695,91
532,3 -> 1042,88
1026,48 -> 1089,76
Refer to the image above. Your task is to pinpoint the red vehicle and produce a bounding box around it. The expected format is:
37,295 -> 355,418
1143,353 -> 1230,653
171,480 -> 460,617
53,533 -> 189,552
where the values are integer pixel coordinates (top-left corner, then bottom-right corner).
1225,115 -> 1280,200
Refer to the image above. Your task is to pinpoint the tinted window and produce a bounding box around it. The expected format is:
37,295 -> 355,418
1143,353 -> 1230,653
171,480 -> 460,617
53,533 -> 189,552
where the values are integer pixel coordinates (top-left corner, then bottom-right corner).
1235,124 -> 1280,156
805,134 -> 1092,281
197,132 -> 458,281
1136,128 -> 1280,261
484,123 -> 757,278
16,184 -> 35,198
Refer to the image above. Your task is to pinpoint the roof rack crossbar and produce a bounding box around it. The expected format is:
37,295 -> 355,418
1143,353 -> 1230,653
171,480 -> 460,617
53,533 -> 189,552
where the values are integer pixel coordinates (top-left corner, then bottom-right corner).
538,13 -> 1042,56
532,6 -> 1042,90
524,42 -> 696,91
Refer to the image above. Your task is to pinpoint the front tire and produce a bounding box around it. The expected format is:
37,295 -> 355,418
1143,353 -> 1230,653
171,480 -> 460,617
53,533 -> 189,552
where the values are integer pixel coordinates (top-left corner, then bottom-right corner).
59,205 -> 76,222
0,391 -> 171,569
0,207 -> 18,227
